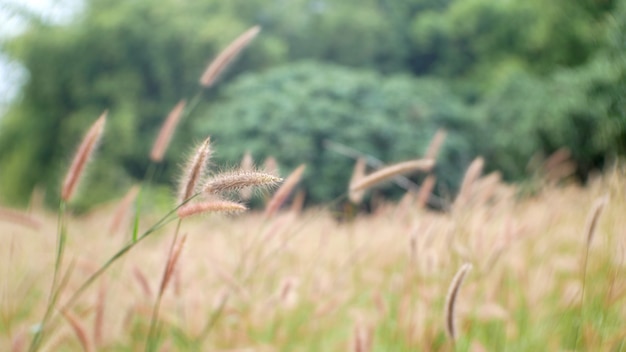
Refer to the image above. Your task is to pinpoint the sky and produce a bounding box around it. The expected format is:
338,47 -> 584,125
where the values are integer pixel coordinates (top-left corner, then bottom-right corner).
0,0 -> 82,115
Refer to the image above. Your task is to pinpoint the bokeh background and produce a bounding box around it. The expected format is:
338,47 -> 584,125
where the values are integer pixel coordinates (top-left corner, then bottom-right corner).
0,0 -> 625,209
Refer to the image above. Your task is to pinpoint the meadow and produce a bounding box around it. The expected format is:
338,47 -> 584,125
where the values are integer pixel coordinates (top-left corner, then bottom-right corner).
1,151 -> 625,351
1,19 -> 624,352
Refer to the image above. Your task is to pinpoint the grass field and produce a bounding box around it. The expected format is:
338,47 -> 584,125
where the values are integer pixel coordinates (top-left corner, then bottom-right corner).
1,164 -> 625,351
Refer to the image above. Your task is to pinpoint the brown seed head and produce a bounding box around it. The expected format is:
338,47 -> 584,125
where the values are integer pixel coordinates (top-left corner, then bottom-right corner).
199,26 -> 261,87
204,170 -> 282,195
177,200 -> 247,218
150,100 -> 186,162
178,137 -> 212,203
61,111 -> 107,202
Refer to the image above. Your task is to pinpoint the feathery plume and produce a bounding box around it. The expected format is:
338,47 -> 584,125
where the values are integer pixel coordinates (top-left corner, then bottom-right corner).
178,137 -> 212,203
177,200 -> 247,218
61,112 -> 107,202
150,100 -> 186,162
585,195 -> 609,247
424,129 -> 447,160
265,164 -> 306,217
199,26 -> 261,87
204,170 -> 282,195
349,157 -> 367,204
445,263 -> 472,341
350,159 -> 435,193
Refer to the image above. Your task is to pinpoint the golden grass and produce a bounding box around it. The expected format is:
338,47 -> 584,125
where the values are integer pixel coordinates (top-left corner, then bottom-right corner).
2,169 -> 626,350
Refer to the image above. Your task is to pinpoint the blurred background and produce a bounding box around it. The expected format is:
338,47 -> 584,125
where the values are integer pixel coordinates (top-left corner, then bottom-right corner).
0,0 -> 624,210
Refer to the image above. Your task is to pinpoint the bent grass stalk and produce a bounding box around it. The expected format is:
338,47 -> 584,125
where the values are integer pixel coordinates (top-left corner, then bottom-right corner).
349,159 -> 435,193
445,263 -> 472,344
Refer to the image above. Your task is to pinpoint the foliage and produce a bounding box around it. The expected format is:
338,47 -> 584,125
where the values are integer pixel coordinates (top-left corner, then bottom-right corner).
195,62 -> 475,204
0,0 -> 283,206
0,0 -> 624,207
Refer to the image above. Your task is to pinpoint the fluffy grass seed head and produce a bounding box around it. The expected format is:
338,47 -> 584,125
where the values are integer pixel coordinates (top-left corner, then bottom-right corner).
203,169 -> 282,195
177,200 -> 247,218
177,137 -> 212,204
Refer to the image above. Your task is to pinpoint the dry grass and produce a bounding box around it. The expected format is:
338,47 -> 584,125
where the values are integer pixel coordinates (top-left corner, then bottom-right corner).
3,166 -> 626,351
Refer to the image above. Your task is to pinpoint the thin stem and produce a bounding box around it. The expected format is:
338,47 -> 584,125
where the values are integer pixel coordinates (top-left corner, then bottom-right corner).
29,201 -> 67,352
146,219 -> 183,352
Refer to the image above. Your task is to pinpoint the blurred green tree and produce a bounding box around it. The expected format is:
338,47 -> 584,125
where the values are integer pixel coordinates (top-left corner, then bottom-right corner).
195,62 -> 476,204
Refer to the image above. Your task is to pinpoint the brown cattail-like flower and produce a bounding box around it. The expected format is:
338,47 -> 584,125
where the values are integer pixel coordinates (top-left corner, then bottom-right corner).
61,112 -> 107,202
585,195 -> 609,247
178,137 -> 212,203
445,263 -> 472,341
199,26 -> 261,88
350,159 -> 435,193
265,164 -> 306,217
204,170 -> 282,195
177,200 -> 247,219
150,100 -> 186,162
349,157 -> 367,204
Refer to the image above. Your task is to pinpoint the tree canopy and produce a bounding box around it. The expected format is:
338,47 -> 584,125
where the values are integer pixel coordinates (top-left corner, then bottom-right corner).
0,0 -> 624,207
